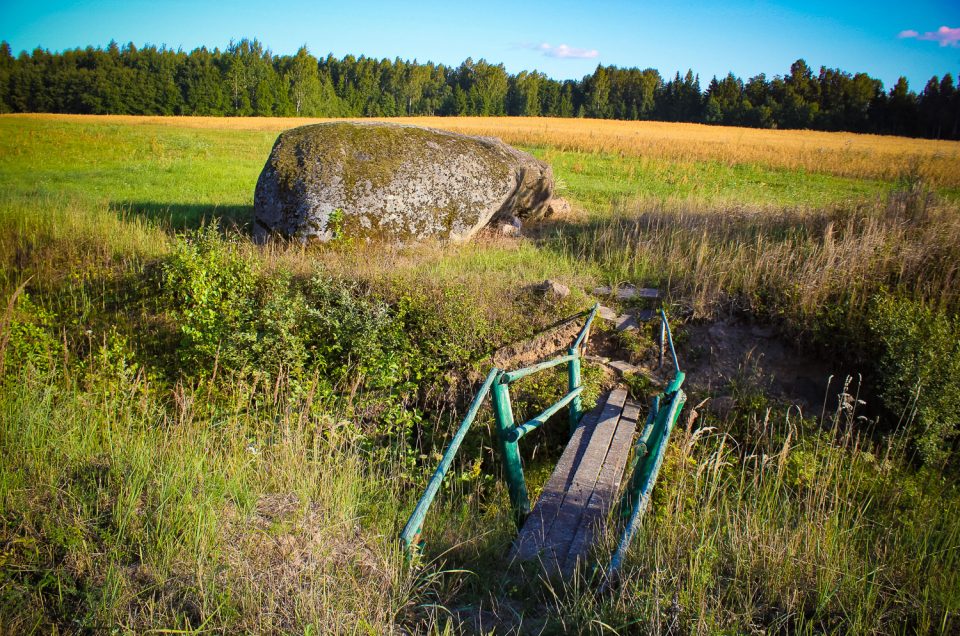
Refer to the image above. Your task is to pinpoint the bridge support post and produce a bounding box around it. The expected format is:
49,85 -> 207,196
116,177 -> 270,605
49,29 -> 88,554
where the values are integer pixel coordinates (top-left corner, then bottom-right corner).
492,375 -> 530,527
658,318 -> 666,369
568,347 -> 582,435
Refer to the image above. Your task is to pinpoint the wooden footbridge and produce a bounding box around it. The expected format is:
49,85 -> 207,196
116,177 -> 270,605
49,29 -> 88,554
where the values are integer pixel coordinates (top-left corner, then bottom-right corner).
400,302 -> 686,581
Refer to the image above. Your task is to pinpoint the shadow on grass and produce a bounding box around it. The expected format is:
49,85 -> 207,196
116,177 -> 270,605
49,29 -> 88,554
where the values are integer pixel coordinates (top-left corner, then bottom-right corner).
111,201 -> 253,231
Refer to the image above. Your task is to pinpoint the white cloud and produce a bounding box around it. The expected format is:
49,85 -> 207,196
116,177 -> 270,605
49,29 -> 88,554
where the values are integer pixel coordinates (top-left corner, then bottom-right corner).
535,42 -> 599,59
898,26 -> 960,47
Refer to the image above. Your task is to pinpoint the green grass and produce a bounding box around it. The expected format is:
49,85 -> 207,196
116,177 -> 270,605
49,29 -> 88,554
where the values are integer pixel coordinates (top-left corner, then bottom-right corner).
0,364 -> 433,633
1,115 -> 959,634
0,117 -> 920,230
0,118 -> 272,226
532,146 -> 900,211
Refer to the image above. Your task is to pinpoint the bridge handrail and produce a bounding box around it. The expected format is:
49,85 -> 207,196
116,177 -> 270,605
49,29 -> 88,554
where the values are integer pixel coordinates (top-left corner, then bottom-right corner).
400,366 -> 500,551
400,301 -> 680,555
401,304 -> 599,551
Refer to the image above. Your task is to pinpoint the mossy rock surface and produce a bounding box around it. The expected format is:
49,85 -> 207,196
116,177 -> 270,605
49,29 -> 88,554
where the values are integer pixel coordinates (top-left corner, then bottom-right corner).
253,122 -> 553,243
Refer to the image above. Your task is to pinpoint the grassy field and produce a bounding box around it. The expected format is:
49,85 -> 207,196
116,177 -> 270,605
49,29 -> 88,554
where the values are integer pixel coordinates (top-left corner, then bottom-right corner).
2,114 -> 959,634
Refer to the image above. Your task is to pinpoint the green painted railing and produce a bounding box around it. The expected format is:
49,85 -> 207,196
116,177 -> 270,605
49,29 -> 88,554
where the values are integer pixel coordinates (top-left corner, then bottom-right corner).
606,307 -> 685,582
401,303 -> 686,573
400,304 -> 600,551
399,367 -> 500,551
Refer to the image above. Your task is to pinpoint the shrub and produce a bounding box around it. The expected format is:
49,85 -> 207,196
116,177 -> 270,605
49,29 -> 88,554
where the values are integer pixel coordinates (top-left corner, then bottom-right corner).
868,292 -> 960,466
0,292 -> 61,376
160,226 -> 259,376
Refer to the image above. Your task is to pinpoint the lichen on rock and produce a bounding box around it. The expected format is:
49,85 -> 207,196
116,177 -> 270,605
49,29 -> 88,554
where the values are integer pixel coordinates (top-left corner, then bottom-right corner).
253,122 -> 554,244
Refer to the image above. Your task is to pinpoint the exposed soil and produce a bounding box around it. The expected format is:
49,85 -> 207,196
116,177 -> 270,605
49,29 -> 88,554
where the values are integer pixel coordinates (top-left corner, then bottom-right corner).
492,314 -> 584,371
491,296 -> 839,422
682,318 -> 841,417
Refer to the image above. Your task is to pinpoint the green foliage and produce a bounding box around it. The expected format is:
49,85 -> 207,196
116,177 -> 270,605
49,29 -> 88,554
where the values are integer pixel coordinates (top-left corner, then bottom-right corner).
1,38 -> 956,139
160,226 -> 259,375
324,208 -> 349,245
155,229 -> 502,462
622,370 -> 657,401
304,275 -> 414,403
868,292 -> 960,465
1,293 -> 61,375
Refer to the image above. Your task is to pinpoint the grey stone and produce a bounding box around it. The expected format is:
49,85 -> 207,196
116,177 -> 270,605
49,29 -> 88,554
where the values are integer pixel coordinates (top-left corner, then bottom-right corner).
535,279 -> 570,298
597,305 -> 618,321
616,314 -> 639,332
253,122 -> 554,244
594,284 -> 661,300
608,360 -> 641,375
584,355 -> 611,364
498,215 -> 522,236
545,197 -> 571,217
615,285 -> 660,300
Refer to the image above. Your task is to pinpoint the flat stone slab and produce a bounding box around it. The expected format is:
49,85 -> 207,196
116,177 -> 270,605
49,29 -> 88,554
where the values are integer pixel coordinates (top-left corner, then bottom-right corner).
608,360 -> 641,375
593,285 -> 660,301
616,314 -> 639,332
597,305 -> 618,321
618,285 -> 661,300
584,355 -> 611,364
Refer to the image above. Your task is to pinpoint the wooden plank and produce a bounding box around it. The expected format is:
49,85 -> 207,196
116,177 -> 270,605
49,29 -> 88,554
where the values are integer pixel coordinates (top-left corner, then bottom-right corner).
509,400 -> 604,562
561,399 -> 641,575
536,389 -> 628,574
607,400 -> 641,496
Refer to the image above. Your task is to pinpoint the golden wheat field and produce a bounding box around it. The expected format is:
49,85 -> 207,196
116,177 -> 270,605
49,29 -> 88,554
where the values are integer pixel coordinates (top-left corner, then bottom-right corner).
13,113 -> 960,187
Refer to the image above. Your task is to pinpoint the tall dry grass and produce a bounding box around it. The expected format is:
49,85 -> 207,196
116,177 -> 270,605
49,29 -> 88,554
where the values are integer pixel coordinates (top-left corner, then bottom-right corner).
555,183 -> 960,323
8,114 -> 960,188
0,359 -> 452,633
553,398 -> 960,634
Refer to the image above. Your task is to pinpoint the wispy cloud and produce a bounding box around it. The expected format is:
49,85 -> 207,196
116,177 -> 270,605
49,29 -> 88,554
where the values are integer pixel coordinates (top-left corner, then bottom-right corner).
898,26 -> 960,47
531,42 -> 599,59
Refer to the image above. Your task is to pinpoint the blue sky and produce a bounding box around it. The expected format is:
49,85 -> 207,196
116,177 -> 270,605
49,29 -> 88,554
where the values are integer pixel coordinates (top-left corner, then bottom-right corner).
2,0 -> 959,91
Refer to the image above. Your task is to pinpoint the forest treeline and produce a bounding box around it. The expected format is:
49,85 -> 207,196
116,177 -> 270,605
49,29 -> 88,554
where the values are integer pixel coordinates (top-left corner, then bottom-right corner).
1,38 -> 958,139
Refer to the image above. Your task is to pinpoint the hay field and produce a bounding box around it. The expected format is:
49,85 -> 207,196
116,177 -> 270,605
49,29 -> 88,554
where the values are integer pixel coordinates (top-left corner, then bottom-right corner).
10,113 -> 960,187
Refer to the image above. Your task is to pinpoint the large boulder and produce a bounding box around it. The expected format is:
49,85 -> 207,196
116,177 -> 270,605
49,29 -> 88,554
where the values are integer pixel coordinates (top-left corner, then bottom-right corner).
253,122 -> 554,243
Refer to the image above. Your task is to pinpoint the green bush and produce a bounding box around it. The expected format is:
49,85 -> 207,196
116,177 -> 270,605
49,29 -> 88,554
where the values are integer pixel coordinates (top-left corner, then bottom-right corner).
868,292 -> 960,465
157,229 -> 489,460
1,293 -> 61,376
160,226 -> 259,376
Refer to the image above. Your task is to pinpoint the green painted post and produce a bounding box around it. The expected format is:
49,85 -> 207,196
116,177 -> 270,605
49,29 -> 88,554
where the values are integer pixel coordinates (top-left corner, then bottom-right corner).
658,318 -> 666,369
492,375 -> 530,527
568,347 -> 582,435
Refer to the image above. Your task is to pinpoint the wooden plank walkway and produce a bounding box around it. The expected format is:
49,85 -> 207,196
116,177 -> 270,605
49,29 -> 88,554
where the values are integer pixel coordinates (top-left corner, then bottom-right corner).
509,388 -> 640,576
